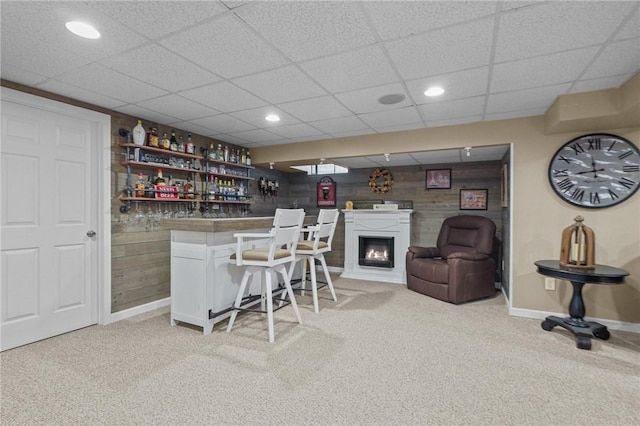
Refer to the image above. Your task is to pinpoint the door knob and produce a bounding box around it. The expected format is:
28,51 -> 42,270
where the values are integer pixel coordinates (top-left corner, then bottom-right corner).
86,230 -> 97,237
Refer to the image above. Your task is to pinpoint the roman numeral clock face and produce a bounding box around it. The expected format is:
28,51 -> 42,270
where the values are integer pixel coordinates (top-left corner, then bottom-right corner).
548,134 -> 640,208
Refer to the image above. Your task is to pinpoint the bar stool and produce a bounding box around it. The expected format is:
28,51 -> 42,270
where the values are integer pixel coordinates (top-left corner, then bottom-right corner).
226,208 -> 305,343
291,209 -> 340,313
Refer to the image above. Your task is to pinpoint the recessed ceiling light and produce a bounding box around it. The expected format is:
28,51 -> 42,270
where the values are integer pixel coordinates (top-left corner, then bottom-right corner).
424,87 -> 445,97
378,93 -> 406,105
65,21 -> 100,39
265,114 -> 280,122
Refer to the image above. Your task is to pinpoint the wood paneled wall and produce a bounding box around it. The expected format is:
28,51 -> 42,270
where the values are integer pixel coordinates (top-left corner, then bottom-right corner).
288,161 -> 504,270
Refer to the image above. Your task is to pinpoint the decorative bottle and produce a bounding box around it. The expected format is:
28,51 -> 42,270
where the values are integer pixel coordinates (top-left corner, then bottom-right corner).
246,150 -> 251,166
186,133 -> 194,154
132,119 -> 145,146
135,172 -> 145,198
169,130 -> 178,152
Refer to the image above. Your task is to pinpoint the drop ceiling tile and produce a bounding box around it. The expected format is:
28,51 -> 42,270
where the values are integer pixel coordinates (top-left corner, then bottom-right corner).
487,82 -> 565,113
213,134 -> 252,145
229,107 -> 300,128
1,2 -> 147,62
0,38 -> 91,79
406,67 -> 489,105
328,129 -> 376,139
309,116 -> 371,134
99,44 -> 221,92
411,150 -> 461,163
491,47 -> 599,93
227,129 -> 285,143
235,1 -> 375,61
278,96 -> 353,122
159,14 -> 289,79
358,107 -> 424,131
0,65 -> 48,87
232,66 -> 327,104
137,95 -> 220,121
180,81 -> 268,114
114,104 -> 184,127
90,1 -> 228,39
581,38 -> 640,80
335,83 -> 411,114
190,114 -> 256,134
166,121 -> 219,139
299,45 -> 399,93
427,116 -> 484,129
485,107 -> 548,122
495,1 -> 636,62
37,80 -> 126,110
570,75 -> 633,94
386,19 -> 494,79
54,64 -> 168,103
364,1 -> 497,40
418,97 -> 486,122
614,7 -> 640,41
267,124 -> 327,139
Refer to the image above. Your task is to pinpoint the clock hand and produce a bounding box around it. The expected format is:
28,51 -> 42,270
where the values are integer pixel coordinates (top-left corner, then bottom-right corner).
576,168 -> 605,175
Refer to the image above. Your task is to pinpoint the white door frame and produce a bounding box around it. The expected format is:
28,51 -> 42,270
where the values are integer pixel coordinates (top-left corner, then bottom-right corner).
1,87 -> 112,326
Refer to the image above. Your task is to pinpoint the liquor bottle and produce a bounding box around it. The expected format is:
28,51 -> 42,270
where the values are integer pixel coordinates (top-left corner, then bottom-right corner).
223,145 -> 229,162
148,127 -> 159,148
132,119 -> 145,146
241,148 -> 246,165
229,147 -> 236,164
208,143 -> 216,160
154,168 -> 166,186
246,150 -> 251,166
186,133 -> 194,154
135,172 -> 145,198
208,175 -> 217,201
161,132 -> 171,150
145,176 -> 154,198
167,174 -> 173,186
178,135 -> 185,153
184,176 -> 195,199
169,130 -> 178,152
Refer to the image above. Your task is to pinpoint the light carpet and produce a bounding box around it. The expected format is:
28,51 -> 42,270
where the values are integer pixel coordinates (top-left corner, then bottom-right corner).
1,277 -> 639,425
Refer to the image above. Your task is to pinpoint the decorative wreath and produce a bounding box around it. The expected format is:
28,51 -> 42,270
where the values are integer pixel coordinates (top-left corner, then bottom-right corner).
369,168 -> 394,194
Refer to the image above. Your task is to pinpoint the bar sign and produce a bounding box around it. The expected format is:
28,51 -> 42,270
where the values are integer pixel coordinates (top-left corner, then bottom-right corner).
155,185 -> 179,199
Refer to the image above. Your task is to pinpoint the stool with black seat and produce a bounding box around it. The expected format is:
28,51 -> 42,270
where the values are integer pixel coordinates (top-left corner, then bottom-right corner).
290,209 -> 340,313
226,208 -> 305,343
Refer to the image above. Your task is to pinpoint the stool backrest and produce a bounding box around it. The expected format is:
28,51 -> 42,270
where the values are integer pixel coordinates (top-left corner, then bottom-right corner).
272,208 -> 306,254
307,209 -> 340,252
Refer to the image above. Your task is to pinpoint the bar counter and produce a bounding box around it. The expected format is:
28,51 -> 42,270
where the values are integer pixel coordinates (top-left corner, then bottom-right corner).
166,215 -> 314,335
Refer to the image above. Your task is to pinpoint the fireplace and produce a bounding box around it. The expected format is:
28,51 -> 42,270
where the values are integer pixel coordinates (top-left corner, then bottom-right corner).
341,209 -> 413,284
359,236 -> 394,268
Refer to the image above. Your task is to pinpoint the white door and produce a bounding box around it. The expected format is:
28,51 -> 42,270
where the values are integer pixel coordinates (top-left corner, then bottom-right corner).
1,91 -> 100,351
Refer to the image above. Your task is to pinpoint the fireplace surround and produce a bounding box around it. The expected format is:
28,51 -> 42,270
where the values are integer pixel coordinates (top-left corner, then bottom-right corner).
341,209 -> 413,284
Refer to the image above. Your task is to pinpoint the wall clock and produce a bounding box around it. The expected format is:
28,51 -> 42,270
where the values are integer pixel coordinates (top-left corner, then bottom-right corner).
548,133 -> 640,208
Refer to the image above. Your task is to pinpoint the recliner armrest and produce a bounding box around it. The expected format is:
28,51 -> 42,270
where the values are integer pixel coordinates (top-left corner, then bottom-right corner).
407,246 -> 440,258
447,252 -> 490,261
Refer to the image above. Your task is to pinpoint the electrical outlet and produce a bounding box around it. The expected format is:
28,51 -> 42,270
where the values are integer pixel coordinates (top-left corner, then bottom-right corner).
544,277 -> 556,291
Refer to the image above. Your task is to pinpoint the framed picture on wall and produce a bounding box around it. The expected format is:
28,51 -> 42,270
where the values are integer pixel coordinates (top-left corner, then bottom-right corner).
426,168 -> 451,189
460,189 -> 488,210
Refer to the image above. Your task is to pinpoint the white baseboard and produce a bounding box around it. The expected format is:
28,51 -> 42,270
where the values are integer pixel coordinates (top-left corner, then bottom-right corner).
105,297 -> 171,324
509,307 -> 640,333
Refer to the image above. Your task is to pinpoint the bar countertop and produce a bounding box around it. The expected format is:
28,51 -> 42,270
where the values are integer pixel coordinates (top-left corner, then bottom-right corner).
161,215 -> 316,233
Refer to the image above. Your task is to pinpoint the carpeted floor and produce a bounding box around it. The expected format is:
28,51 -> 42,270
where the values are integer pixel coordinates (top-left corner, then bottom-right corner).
1,276 -> 639,425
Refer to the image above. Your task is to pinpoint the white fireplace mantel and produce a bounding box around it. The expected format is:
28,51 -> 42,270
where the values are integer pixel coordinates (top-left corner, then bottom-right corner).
340,209 -> 414,284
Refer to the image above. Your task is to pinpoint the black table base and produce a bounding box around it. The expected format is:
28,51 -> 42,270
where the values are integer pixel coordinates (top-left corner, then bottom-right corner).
534,260 -> 628,351
541,315 -> 610,350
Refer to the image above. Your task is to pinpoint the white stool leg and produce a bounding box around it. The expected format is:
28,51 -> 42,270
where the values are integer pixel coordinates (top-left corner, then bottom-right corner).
264,269 -> 275,343
319,255 -> 337,302
280,264 -> 302,325
227,269 -> 252,333
309,256 -> 319,313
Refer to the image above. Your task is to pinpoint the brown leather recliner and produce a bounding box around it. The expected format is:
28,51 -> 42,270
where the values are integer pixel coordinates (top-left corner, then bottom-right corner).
406,215 -> 497,304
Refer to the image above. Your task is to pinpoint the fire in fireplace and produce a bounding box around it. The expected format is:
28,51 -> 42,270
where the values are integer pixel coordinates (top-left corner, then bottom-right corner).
358,236 -> 394,268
